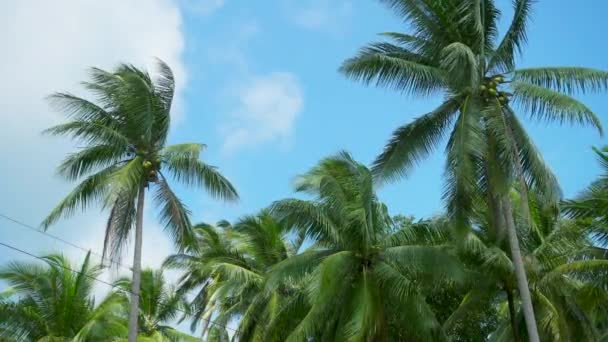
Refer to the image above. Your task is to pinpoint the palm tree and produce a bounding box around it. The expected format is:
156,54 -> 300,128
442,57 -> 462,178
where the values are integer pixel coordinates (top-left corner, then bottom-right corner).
163,220 -> 236,340
564,146 -> 608,246
270,152 -> 464,340
164,211 -> 306,341
41,60 -> 238,341
0,252 -> 126,341
341,1 -> 608,339
112,268 -> 199,342
444,190 -> 608,341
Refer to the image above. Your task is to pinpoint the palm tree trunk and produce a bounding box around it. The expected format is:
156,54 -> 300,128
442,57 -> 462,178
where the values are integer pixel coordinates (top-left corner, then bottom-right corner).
128,184 -> 145,342
200,314 -> 210,341
501,198 -> 539,342
506,285 -> 521,342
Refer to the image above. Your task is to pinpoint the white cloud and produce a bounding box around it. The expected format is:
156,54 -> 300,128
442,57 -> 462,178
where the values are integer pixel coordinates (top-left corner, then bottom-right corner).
0,0 -> 187,318
220,72 -> 304,154
283,0 -> 353,34
0,0 -> 185,214
179,0 -> 225,15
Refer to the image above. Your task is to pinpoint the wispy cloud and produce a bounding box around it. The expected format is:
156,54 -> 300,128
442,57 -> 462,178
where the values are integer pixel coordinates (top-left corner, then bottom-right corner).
220,72 -> 304,154
282,0 -> 353,35
205,21 -> 305,155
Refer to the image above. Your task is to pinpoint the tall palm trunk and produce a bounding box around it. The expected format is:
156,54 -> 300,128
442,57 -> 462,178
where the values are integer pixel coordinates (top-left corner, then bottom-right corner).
200,308 -> 212,341
506,285 -> 521,342
501,198 -> 539,342
128,184 -> 145,342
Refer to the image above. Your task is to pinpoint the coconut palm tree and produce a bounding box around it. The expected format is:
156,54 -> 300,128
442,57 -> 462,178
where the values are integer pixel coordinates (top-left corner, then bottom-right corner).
112,269 -> 199,342
41,60 -> 238,341
0,252 -> 126,341
341,1 -> 608,339
164,211 -> 306,341
564,146 -> 608,246
269,152 -> 465,340
443,190 -> 608,341
163,220 -> 236,340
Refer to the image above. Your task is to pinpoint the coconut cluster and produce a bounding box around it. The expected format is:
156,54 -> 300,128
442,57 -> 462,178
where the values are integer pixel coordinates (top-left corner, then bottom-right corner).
479,75 -> 510,105
142,157 -> 161,182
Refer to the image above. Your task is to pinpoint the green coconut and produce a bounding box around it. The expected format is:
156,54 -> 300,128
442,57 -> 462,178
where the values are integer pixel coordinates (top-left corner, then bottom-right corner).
143,161 -> 152,168
488,89 -> 497,95
480,85 -> 487,91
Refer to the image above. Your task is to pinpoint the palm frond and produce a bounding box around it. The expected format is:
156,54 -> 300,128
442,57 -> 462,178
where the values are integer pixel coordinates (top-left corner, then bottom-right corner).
372,98 -> 461,183
43,120 -> 130,146
440,42 -> 479,89
378,0 -> 461,48
270,199 -> 343,247
511,81 -> 603,135
340,46 -> 445,95
152,58 -> 175,147
444,97 -> 484,235
513,67 -> 608,95
503,107 -> 562,201
489,0 -> 533,72
154,175 -> 193,250
41,165 -> 117,229
103,188 -> 137,262
57,144 -> 128,181
163,155 -> 238,201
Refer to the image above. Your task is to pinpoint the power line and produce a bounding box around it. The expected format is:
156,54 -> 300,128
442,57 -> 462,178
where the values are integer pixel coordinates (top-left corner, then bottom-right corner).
0,240 -> 118,289
0,239 -> 237,333
0,212 -> 237,333
0,212 -> 130,271
0,213 -> 206,304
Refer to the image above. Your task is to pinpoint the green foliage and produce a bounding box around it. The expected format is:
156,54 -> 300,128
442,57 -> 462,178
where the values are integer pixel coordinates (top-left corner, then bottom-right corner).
42,60 -> 238,260
269,152 -> 465,341
112,269 -> 198,342
0,253 -> 126,341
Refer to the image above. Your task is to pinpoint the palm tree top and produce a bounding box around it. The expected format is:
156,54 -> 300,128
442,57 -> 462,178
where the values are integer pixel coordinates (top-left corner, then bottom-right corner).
41,59 -> 238,259
341,0 -> 608,185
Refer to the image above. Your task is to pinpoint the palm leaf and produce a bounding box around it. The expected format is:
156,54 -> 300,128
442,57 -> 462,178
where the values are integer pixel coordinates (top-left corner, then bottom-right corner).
163,155 -> 238,201
41,165 -> 118,229
489,0 -> 532,71
511,81 -> 603,134
513,67 -> 608,95
154,175 -> 193,249
340,48 -> 445,95
372,98 -> 461,182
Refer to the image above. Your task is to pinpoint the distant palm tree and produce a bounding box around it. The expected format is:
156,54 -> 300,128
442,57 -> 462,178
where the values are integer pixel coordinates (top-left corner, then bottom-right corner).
0,252 -> 125,341
41,60 -> 238,341
270,152 -> 464,340
564,146 -> 608,245
341,1 -> 608,339
443,189 -> 608,341
164,211 -> 305,341
113,269 -> 199,342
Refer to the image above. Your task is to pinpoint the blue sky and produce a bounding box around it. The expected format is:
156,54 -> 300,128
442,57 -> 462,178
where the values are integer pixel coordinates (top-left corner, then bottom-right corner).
1,0 -> 607,333
176,0 -> 608,223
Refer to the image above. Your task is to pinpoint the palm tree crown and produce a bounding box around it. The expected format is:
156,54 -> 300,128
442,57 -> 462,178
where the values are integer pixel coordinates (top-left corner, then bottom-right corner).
0,253 -> 125,341
270,152 -> 464,341
113,269 -> 199,342
42,60 -> 238,256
